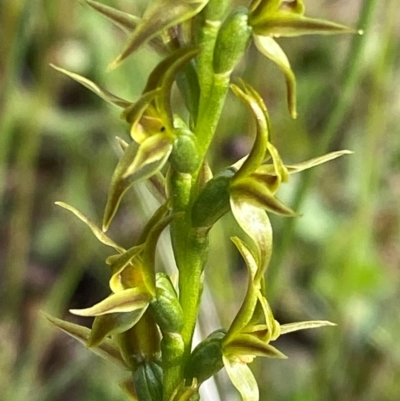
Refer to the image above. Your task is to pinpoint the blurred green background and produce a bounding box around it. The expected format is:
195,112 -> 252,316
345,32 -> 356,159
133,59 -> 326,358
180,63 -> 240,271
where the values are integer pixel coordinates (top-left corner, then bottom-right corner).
1,0 -> 399,400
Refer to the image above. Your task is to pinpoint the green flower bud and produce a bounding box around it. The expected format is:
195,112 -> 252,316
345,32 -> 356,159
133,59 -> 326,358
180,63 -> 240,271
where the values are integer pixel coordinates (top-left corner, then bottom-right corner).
191,168 -> 235,228
184,329 -> 226,384
170,128 -> 200,174
133,361 -> 163,401
150,273 -> 183,333
213,7 -> 252,74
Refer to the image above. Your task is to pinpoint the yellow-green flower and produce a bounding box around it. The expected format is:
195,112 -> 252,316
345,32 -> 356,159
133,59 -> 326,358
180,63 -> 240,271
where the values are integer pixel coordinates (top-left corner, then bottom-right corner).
221,236 -> 334,401
249,0 -> 358,118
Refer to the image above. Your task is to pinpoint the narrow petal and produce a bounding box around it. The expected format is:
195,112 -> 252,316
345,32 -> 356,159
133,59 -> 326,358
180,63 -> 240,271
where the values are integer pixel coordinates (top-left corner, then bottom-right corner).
223,356 -> 259,401
253,35 -> 297,118
280,320 -> 336,335
50,64 -> 131,107
69,288 -> 151,316
42,312 -> 128,369
286,150 -> 353,173
55,202 -> 124,252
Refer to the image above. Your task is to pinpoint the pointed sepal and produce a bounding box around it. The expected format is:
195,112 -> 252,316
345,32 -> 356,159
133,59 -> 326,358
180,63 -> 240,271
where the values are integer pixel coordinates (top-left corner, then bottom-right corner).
50,64 -> 131,107
69,287 -> 151,316
42,312 -> 128,369
55,202 -> 124,252
280,320 -> 336,335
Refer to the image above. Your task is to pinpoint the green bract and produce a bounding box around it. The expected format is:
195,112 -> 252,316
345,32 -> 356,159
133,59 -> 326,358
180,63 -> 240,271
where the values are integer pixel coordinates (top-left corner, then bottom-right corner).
45,1 -> 359,401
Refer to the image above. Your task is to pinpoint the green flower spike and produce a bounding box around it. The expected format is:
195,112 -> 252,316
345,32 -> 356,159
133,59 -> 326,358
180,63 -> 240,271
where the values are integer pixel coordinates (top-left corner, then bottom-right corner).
248,0 -> 360,118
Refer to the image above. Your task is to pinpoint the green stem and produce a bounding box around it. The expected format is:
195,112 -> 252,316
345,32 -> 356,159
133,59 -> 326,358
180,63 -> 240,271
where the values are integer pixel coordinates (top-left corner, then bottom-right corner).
270,0 -> 380,296
163,4 -> 233,397
165,170 -> 209,400
196,73 -> 231,156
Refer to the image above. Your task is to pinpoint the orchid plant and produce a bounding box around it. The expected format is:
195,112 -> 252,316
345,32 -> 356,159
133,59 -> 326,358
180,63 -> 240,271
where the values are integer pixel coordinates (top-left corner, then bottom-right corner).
44,1 -> 359,400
